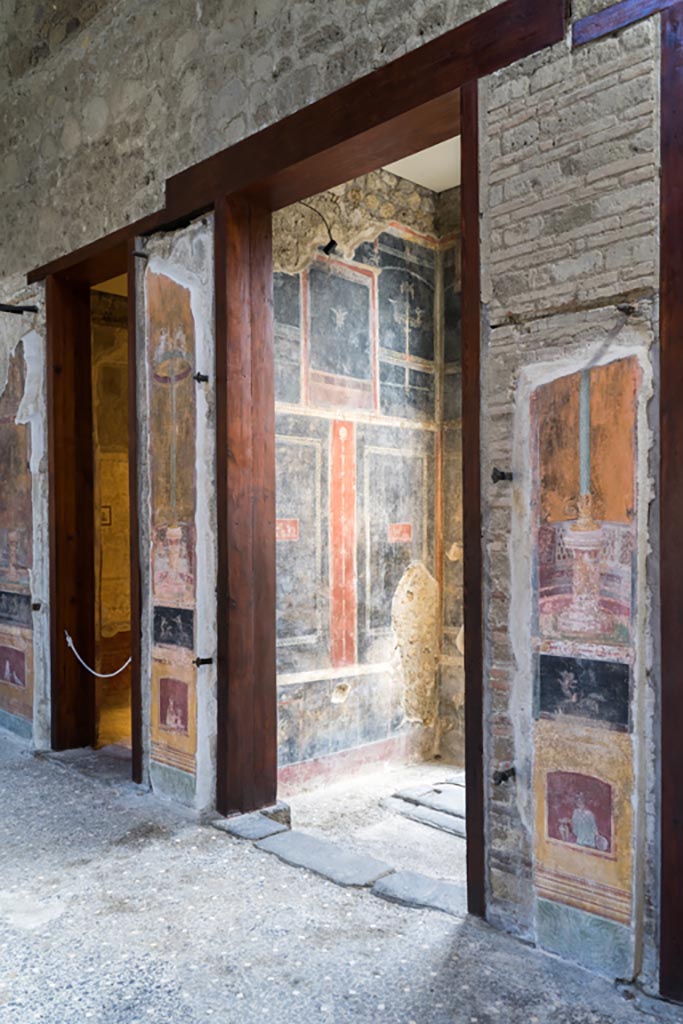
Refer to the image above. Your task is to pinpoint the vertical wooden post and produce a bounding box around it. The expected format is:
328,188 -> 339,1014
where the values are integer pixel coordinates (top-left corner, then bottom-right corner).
127,241 -> 143,783
215,195 -> 277,815
659,2 -> 683,1002
46,274 -> 96,750
461,80 -> 486,918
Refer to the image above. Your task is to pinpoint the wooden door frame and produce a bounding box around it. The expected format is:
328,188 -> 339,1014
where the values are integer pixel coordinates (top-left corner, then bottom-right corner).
45,251 -> 143,782
31,0 -> 568,920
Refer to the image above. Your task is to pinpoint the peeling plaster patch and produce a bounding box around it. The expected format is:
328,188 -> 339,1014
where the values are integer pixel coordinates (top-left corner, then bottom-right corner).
391,562 -> 439,728
144,216 -> 217,812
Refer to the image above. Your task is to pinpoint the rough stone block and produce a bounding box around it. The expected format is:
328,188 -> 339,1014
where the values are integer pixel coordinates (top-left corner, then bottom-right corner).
212,812 -> 288,841
256,830 -> 394,887
372,871 -> 467,917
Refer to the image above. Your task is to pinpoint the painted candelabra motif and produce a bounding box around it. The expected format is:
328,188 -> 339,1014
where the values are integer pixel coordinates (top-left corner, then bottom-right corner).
531,356 -> 641,960
146,269 -> 198,779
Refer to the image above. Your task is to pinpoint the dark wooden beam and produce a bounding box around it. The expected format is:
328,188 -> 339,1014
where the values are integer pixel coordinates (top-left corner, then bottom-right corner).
242,91 -> 461,212
127,239 -> 143,783
215,196 -> 277,815
46,275 -> 96,750
573,0 -> 678,47
461,80 -> 485,919
659,1 -> 683,1003
166,0 -> 566,214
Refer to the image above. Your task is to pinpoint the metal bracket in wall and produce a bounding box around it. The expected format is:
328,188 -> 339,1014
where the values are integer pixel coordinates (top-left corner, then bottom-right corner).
194,657 -> 213,667
491,467 -> 513,483
493,766 -> 516,785
193,372 -> 209,383
0,303 -> 38,315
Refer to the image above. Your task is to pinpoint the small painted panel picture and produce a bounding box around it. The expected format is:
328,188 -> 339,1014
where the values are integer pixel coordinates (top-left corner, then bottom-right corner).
159,677 -> 189,735
547,771 -> 612,855
153,606 -> 194,650
0,644 -> 25,688
537,653 -> 630,732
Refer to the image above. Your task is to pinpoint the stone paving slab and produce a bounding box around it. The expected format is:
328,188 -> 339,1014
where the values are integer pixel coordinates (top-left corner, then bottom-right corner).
372,871 -> 467,918
212,812 -> 288,841
382,796 -> 467,838
257,830 -> 394,887
411,785 -> 466,819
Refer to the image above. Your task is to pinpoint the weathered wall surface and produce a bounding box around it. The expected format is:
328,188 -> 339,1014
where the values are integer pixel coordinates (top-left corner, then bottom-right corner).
0,288 -> 47,746
272,172 -> 464,785
139,216 -> 217,810
479,17 -> 660,985
0,0 -> 499,299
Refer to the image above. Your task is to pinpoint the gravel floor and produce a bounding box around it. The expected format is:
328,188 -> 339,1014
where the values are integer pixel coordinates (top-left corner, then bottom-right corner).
1,731 -> 680,1024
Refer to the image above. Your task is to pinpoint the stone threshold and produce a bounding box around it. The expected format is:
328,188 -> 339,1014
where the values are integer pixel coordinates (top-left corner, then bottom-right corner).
211,808 -> 467,919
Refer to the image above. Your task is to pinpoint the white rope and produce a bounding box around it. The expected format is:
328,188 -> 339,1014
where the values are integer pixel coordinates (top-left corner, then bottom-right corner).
64,630 -> 132,679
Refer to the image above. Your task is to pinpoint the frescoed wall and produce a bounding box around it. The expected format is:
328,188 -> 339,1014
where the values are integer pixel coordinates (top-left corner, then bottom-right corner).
0,340 -> 34,735
273,172 -> 463,786
146,268 -> 199,787
140,216 -> 216,810
530,356 -> 642,974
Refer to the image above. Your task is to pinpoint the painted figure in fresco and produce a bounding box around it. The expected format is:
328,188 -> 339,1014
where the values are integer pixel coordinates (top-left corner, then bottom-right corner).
165,697 -> 185,731
557,667 -> 607,720
571,792 -> 609,851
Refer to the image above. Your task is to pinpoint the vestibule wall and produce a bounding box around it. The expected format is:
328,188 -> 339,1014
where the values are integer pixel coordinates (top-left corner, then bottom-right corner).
479,16 -> 659,984
0,288 -> 49,747
137,216 -> 217,809
271,170 -> 464,786
1,0 -> 678,996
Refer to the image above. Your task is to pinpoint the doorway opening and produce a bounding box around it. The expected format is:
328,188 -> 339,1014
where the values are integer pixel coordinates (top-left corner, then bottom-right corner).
272,135 -> 467,873
90,274 -> 132,751
47,259 -> 140,779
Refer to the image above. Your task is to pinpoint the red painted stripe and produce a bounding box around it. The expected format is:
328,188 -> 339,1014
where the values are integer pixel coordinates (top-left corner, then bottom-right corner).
329,421 -> 357,666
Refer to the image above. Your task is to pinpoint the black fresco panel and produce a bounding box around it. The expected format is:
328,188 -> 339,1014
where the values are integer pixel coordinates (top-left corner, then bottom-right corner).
308,265 -> 371,380
536,653 -> 630,732
0,591 -> 32,628
378,266 -> 435,361
274,272 -> 301,328
153,606 -> 194,650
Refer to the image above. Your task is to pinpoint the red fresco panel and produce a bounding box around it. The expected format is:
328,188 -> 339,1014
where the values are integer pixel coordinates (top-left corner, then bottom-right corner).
330,420 -> 357,666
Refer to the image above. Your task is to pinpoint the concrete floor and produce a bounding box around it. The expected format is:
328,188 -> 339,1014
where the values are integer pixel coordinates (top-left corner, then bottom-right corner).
1,731 -> 681,1024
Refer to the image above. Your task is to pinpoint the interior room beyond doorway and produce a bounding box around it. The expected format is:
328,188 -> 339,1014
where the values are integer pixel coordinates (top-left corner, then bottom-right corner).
90,273 -> 132,751
272,137 -> 466,861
